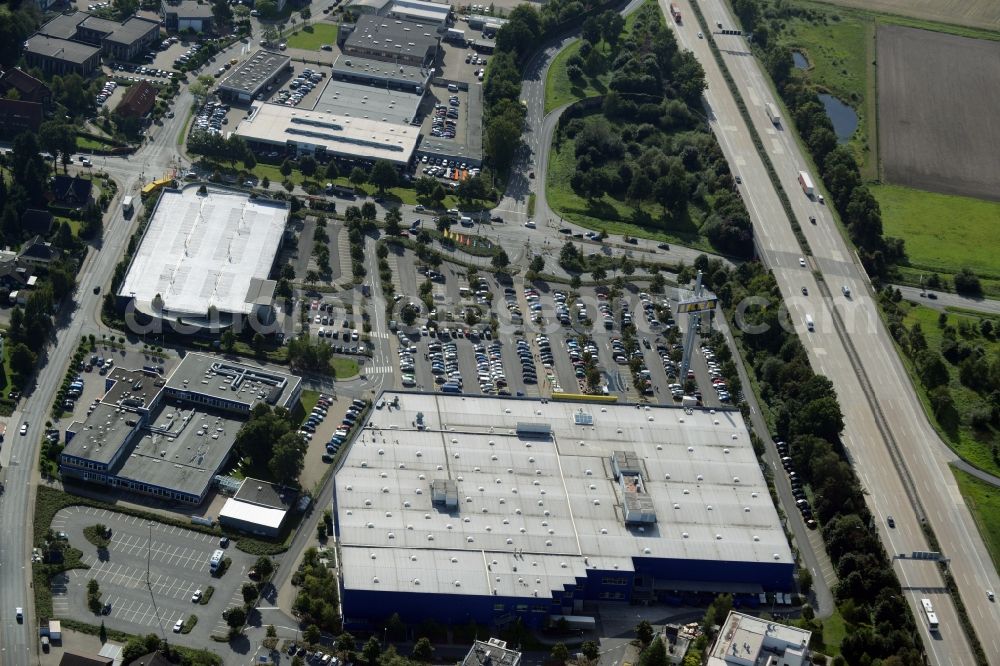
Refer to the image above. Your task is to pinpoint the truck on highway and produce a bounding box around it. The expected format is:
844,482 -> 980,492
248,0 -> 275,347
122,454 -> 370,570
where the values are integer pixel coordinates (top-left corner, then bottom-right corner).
921,598 -> 939,631
669,3 -> 681,22
122,196 -> 134,217
798,171 -> 814,197
805,314 -> 814,332
765,102 -> 781,126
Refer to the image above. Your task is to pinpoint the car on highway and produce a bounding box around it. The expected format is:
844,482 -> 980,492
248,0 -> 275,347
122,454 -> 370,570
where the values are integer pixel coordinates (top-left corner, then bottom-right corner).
798,257 -> 806,267
988,590 -> 995,602
697,31 -> 703,38
842,285 -> 851,298
801,287 -> 808,295
887,515 -> 895,528
20,423 -> 27,435
809,215 -> 816,224
16,607 -> 23,622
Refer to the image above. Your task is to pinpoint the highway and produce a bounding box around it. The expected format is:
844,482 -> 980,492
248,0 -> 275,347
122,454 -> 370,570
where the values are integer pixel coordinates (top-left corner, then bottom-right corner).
664,0 -> 1000,662
893,284 -> 1000,317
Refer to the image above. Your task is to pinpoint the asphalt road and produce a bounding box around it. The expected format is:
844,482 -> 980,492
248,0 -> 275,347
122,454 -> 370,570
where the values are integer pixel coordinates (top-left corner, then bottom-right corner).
671,0 -> 1000,661
893,284 -> 1000,316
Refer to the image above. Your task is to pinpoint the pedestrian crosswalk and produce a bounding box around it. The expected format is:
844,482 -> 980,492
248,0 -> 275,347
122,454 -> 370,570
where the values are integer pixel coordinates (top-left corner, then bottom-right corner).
365,365 -> 394,375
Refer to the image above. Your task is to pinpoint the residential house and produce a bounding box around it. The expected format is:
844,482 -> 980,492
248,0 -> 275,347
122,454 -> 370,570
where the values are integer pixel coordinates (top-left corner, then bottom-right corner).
0,99 -> 43,138
18,236 -> 63,269
21,209 -> 54,236
50,175 -> 94,209
115,80 -> 158,118
0,68 -> 52,105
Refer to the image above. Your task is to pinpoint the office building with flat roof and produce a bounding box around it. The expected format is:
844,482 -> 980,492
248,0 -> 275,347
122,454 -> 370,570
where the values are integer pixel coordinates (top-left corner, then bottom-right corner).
388,0 -> 450,30
235,103 -> 419,166
341,15 -> 439,67
37,11 -> 160,61
117,187 -> 288,329
61,356 -> 302,504
218,49 -> 291,102
23,34 -> 102,76
313,79 -> 424,125
707,611 -> 812,666
330,54 -> 430,94
334,393 -> 794,628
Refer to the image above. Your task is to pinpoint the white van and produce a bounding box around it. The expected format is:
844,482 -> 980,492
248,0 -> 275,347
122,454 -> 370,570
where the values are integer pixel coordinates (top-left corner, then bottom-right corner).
805,314 -> 814,332
209,548 -> 225,572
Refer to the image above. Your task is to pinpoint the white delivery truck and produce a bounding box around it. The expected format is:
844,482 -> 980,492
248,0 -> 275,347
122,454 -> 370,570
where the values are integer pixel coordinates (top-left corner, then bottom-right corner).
805,314 -> 815,332
798,171 -> 814,197
765,102 -> 781,126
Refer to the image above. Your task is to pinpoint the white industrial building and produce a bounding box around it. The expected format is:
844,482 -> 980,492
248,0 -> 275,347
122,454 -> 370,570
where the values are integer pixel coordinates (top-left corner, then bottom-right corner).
234,103 -> 420,165
707,611 -> 812,666
334,393 -> 794,628
388,0 -> 451,29
118,187 -> 288,329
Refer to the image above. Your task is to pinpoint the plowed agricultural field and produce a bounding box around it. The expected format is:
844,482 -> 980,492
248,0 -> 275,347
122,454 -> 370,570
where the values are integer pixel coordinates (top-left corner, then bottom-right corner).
817,0 -> 1000,30
877,24 -> 1000,201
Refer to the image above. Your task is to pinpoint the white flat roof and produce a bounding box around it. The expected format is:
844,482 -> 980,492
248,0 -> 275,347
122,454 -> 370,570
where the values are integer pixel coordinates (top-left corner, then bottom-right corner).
336,393 -> 792,599
119,188 -> 287,319
219,497 -> 287,530
236,103 -> 419,165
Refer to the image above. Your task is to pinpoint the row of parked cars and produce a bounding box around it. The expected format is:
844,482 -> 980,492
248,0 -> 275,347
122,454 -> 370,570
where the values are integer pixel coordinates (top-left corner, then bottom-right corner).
777,440 -> 817,529
95,80 -> 117,106
276,68 -> 325,106
193,101 -> 230,136
701,345 -> 732,403
324,398 -> 366,462
515,338 -> 538,385
431,341 -> 463,393
472,340 -> 507,394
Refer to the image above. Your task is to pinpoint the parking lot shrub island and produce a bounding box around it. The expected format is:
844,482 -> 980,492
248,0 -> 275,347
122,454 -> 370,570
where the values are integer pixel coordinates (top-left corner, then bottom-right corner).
710,256 -> 924,662
291,546 -> 341,633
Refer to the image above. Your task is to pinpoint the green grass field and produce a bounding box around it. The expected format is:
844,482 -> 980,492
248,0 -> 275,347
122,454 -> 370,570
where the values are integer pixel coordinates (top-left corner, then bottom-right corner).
899,303 -> 1000,476
952,467 -> 1000,575
331,357 -> 359,378
777,10 -> 876,175
545,127 -> 712,250
285,23 -> 339,50
875,183 -> 1000,281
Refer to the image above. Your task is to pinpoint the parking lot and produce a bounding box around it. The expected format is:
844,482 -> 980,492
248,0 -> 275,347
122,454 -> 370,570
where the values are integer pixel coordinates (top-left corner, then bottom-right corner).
50,507 -> 255,641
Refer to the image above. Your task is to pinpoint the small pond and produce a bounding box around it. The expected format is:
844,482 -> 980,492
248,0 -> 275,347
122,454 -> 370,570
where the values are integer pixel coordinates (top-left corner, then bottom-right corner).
818,93 -> 858,144
792,51 -> 808,69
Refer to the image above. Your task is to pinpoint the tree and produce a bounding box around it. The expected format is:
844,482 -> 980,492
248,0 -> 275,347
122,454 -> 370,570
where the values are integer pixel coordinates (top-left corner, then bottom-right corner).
9,342 -> 36,377
212,0 -> 234,24
491,249 -> 510,271
349,167 -> 368,188
189,74 -> 215,100
223,606 -> 247,629
550,643 -> 569,664
305,624 -> 322,644
325,160 -> 340,180
300,155 -> 318,177
256,0 -> 278,17
361,201 -> 377,220
385,207 -> 402,236
113,0 -> 139,18
435,216 -> 452,233
336,632 -> 356,654
38,121 -> 77,173
363,637 -> 381,666
529,255 -> 545,273
369,160 -> 398,193
412,637 -> 434,662
635,619 -> 654,645
280,159 -> 293,177
954,268 -> 983,296
221,329 -> 236,352
269,430 -> 305,481
638,638 -> 668,666
99,620 -> 107,643
242,582 -> 259,604
581,641 -> 599,660
592,266 -> 607,282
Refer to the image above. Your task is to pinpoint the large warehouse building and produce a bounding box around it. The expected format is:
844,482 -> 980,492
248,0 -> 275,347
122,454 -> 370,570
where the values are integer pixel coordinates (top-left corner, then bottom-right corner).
117,186 -> 288,330
334,393 -> 794,628
234,103 -> 420,166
